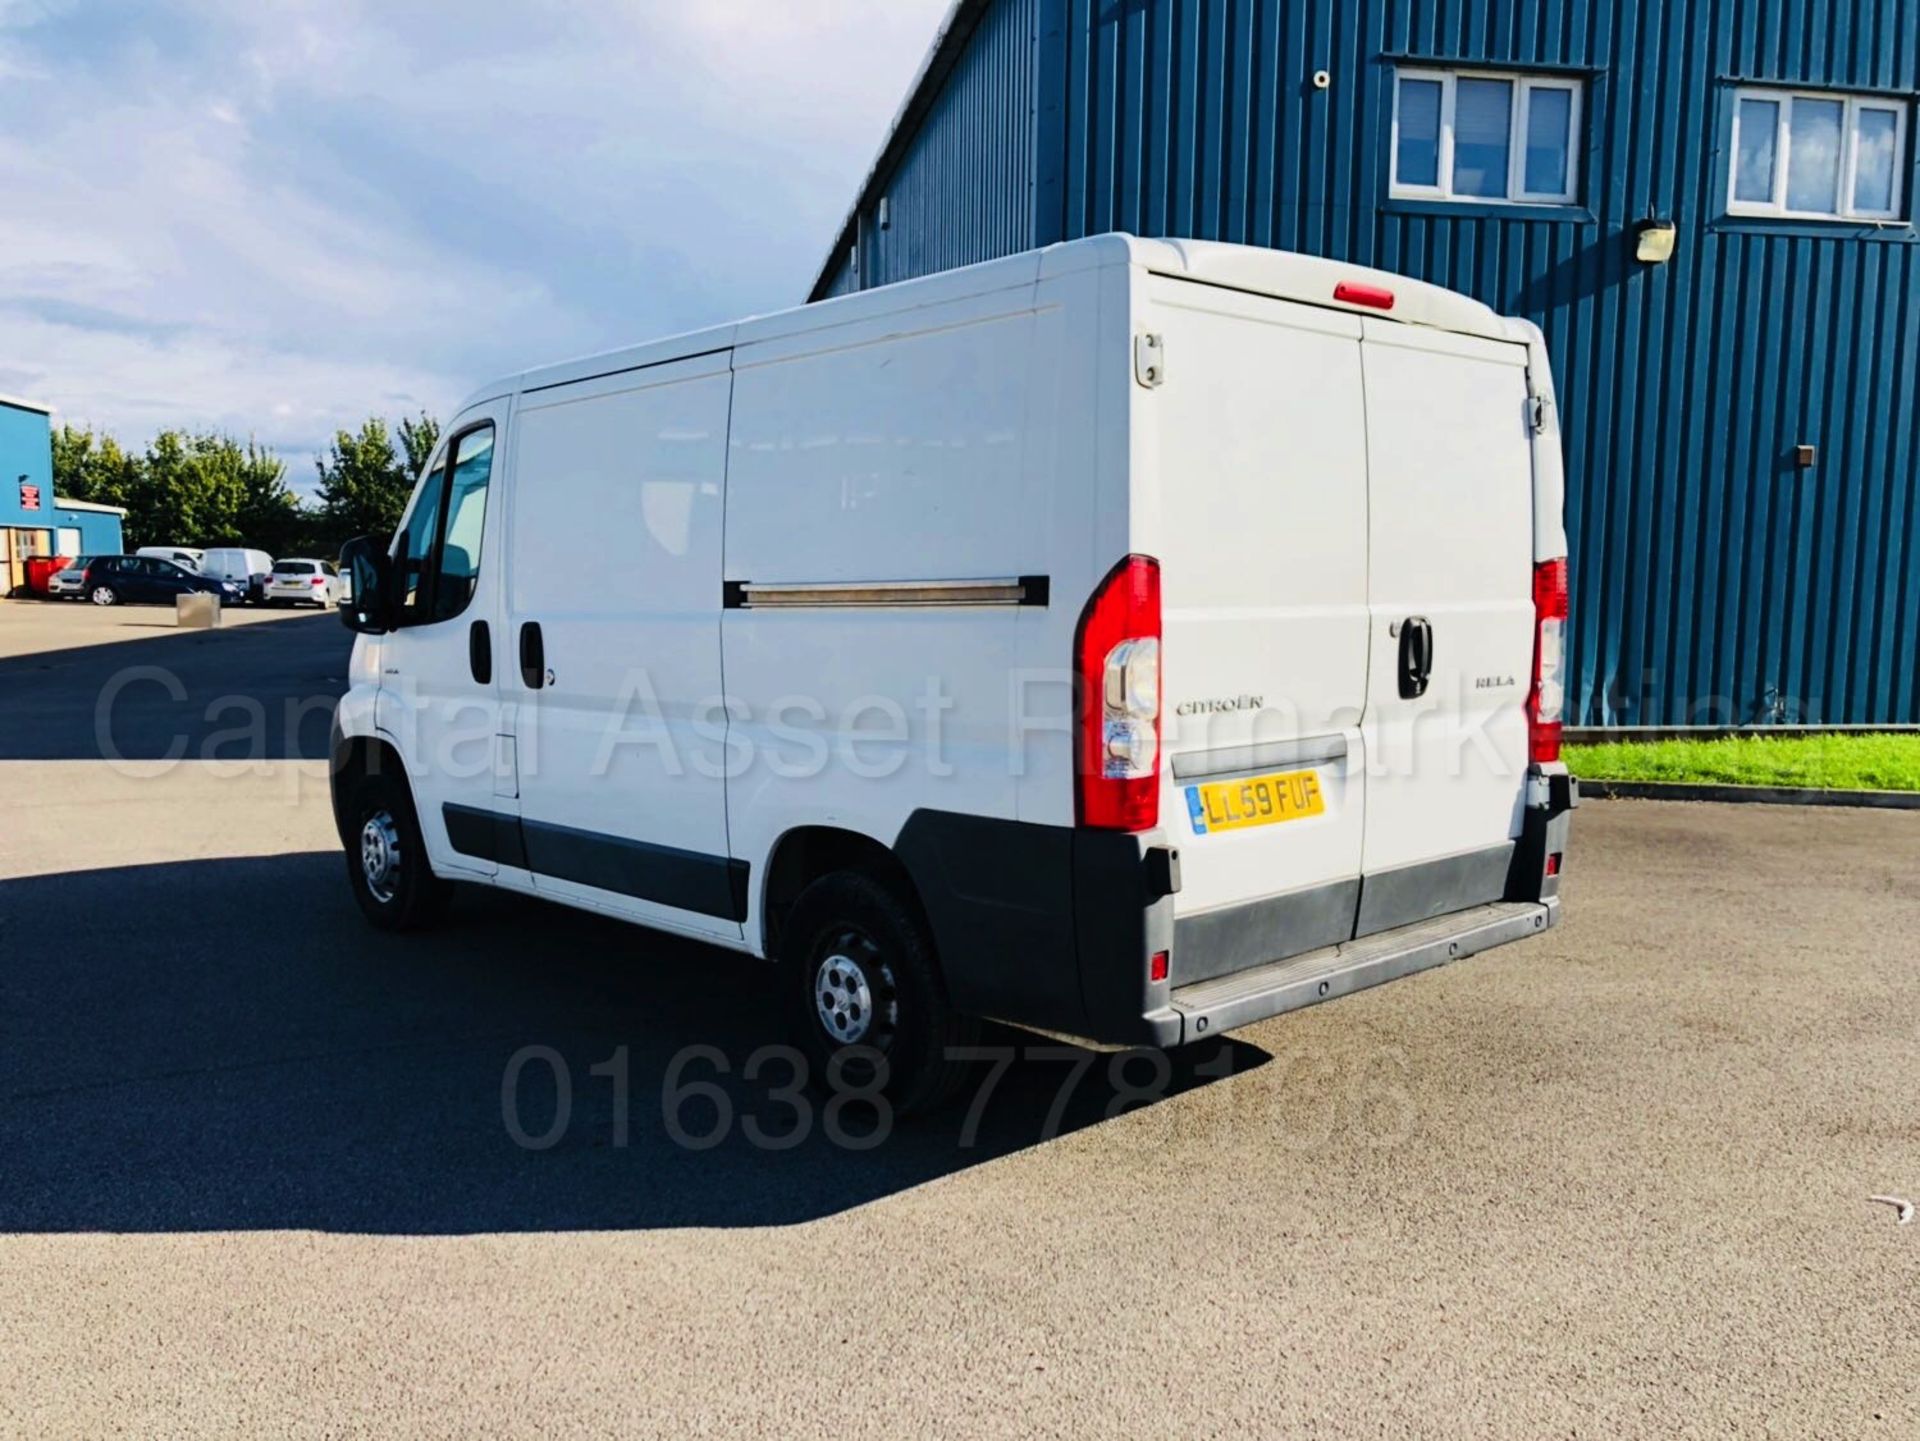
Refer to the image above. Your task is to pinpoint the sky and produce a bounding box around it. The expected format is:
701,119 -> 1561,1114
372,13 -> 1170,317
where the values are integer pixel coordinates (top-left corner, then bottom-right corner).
0,0 -> 950,492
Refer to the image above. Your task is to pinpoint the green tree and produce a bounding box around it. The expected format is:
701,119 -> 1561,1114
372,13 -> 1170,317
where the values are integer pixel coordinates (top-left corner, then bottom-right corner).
397,412 -> 440,481
50,424 -> 141,513
314,417 -> 422,544
131,431 -> 244,549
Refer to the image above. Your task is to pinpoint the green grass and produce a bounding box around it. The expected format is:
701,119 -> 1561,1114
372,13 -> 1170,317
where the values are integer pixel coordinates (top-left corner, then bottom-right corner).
1565,733 -> 1920,792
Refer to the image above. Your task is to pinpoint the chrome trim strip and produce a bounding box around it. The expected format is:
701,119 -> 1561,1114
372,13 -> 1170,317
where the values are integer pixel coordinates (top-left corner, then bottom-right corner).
1170,734 -> 1349,782
730,576 -> 1045,609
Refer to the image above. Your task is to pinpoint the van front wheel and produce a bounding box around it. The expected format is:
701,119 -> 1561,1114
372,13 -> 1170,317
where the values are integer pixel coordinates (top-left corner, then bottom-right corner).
344,770 -> 452,931
783,871 -> 975,1116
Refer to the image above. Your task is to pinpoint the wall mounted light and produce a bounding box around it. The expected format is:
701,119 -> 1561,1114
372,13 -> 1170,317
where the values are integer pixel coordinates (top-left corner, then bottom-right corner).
1634,218 -> 1677,265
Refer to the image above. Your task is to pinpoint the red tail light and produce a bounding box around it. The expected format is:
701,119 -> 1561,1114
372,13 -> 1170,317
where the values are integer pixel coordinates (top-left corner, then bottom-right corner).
310,576 -> 326,586
1075,555 -> 1162,831
1528,558 -> 1569,764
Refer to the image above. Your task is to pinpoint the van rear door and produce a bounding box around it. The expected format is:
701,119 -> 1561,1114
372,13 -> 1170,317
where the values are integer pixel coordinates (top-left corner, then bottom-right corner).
1144,277 -> 1370,983
1356,320 -> 1536,933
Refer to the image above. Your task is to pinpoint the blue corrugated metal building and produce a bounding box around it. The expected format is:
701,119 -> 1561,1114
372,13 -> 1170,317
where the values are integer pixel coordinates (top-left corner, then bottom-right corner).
1,395 -> 125,592
812,0 -> 1920,728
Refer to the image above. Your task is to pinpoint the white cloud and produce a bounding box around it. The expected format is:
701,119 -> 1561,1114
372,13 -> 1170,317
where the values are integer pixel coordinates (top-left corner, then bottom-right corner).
0,0 -> 949,487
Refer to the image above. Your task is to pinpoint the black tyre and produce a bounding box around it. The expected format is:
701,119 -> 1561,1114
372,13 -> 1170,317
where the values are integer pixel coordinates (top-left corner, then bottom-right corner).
342,769 -> 452,931
783,871 -> 977,1115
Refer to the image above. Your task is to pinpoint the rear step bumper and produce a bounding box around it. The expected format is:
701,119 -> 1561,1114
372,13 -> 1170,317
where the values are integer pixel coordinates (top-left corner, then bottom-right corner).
1160,898 -> 1558,1046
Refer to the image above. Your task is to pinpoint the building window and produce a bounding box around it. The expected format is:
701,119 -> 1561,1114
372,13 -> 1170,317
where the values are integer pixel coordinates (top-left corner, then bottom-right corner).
1729,88 -> 1907,221
1391,68 -> 1583,205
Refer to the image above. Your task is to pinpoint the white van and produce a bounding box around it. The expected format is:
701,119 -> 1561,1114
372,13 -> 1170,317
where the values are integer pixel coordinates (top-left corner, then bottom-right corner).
330,235 -> 1576,1109
136,545 -> 205,573
200,547 -> 274,603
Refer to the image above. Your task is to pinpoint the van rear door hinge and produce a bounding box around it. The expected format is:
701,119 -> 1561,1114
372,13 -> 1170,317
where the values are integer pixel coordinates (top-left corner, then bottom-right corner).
1134,332 -> 1165,388
1528,391 -> 1552,435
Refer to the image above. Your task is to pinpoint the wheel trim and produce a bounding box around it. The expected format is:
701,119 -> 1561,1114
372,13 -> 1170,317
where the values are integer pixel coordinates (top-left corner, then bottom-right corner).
359,809 -> 404,904
91,586 -> 115,605
813,930 -> 899,1054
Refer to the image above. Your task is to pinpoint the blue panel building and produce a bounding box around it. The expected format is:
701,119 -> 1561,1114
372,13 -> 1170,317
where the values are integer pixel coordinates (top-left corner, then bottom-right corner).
812,0 -> 1920,727
1,395 -> 125,592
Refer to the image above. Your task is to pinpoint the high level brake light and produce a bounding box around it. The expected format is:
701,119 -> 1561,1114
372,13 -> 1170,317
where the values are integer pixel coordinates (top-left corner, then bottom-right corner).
1075,555 -> 1162,831
1528,558 -> 1570,764
1334,281 -> 1396,311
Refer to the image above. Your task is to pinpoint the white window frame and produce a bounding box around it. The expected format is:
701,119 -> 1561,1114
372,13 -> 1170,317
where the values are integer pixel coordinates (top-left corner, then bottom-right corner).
1389,67 -> 1583,206
1727,86 -> 1908,222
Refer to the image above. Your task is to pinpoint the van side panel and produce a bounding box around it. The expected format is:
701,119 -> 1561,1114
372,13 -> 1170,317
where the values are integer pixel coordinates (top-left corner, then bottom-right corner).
506,353 -> 742,942
723,289 -> 1053,995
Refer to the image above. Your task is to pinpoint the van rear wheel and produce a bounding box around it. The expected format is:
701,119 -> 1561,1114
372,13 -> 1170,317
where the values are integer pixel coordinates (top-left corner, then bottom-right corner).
783,871 -> 976,1116
344,770 -> 452,931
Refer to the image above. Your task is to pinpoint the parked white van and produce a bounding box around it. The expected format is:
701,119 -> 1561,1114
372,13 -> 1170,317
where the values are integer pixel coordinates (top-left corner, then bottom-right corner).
136,545 -> 205,573
199,547 -> 274,603
330,235 -> 1576,1109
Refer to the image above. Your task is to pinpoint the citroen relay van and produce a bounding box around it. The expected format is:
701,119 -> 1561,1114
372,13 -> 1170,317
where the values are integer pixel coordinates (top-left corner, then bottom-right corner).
330,235 -> 1576,1110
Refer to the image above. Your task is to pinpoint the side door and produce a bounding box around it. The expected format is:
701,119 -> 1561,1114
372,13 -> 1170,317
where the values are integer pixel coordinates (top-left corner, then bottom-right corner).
1357,319 -> 1536,933
505,353 -> 741,942
374,402 -> 513,882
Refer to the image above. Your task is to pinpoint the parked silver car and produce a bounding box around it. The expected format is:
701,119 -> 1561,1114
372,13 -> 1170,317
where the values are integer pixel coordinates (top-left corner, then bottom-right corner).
47,557 -> 96,598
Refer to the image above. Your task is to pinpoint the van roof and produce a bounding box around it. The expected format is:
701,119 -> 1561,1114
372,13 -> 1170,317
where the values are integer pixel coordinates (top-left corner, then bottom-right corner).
464,235 -> 1518,409
1126,237 -> 1516,343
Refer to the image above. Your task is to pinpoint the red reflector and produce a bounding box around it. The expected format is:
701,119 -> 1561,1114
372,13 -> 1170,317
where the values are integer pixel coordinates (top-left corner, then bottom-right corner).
1545,853 -> 1562,877
1150,951 -> 1170,983
1334,281 -> 1395,311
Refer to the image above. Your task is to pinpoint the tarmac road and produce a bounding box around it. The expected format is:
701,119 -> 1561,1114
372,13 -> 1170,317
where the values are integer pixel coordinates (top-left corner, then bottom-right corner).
1,600 -> 1917,1436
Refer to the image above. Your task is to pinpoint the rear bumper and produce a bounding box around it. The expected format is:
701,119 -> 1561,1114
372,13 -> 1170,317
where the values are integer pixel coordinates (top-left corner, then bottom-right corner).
1165,898 -> 1555,1045
899,772 -> 1576,1050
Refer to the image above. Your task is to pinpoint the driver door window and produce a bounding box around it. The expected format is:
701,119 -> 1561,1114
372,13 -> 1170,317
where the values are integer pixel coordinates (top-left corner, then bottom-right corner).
392,422 -> 495,627
395,456 -> 447,623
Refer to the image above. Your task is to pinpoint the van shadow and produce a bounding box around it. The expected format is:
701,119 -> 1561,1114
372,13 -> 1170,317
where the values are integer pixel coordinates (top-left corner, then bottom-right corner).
0,852 -> 1264,1234
0,609 -> 350,761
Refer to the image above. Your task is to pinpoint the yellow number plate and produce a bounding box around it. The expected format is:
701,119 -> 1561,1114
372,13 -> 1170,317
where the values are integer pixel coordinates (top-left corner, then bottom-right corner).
1185,769 -> 1325,835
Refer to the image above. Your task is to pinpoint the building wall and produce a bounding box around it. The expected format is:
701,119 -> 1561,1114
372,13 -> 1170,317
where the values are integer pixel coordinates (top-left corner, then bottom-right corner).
816,0 -> 1920,727
48,505 -> 125,555
0,399 -> 54,530
865,0 -> 1041,288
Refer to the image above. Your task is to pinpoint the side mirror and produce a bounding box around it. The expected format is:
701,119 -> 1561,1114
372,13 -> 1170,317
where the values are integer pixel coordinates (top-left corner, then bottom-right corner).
339,535 -> 393,634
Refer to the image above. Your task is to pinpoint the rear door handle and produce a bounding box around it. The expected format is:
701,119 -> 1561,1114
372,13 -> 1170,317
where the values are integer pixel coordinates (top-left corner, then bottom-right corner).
468,620 -> 492,685
1398,616 -> 1433,699
518,621 -> 545,689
